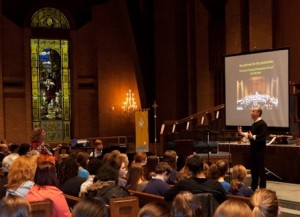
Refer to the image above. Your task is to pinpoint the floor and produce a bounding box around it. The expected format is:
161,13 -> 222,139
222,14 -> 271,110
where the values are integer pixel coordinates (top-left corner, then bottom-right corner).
267,181 -> 300,217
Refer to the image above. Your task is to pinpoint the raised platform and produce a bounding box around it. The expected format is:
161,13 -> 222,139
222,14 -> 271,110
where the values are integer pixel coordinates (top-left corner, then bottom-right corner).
218,142 -> 300,183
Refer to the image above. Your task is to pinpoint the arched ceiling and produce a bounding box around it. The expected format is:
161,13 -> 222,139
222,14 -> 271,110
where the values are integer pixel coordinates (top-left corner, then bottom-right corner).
2,0 -> 110,29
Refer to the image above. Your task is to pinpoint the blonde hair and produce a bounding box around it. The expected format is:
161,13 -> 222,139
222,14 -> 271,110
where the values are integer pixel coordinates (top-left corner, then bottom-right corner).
250,188 -> 279,217
170,191 -> 202,217
7,155 -> 38,190
0,195 -> 31,217
230,165 -> 247,191
213,199 -> 252,217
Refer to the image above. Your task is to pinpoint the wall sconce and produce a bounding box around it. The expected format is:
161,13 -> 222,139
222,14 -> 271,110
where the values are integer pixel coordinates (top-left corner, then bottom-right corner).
122,89 -> 138,112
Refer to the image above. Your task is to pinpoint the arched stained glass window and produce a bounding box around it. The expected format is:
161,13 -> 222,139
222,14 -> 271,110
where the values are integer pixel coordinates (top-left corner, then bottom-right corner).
31,7 -> 70,29
31,8 -> 71,141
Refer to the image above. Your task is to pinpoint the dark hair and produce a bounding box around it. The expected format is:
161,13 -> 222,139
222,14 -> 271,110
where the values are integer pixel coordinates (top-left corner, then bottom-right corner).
76,152 -> 90,168
87,158 -> 102,175
72,197 -> 108,217
8,143 -> 19,153
155,162 -> 172,175
18,143 -> 31,156
57,156 -> 79,184
34,161 -> 59,187
95,164 -> 119,183
186,155 -> 204,176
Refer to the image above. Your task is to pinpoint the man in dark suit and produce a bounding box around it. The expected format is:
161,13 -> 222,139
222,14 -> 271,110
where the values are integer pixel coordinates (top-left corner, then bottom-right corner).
238,107 -> 268,191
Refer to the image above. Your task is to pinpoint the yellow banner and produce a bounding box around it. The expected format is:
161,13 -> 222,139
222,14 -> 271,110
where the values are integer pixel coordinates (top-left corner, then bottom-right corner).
135,111 -> 149,152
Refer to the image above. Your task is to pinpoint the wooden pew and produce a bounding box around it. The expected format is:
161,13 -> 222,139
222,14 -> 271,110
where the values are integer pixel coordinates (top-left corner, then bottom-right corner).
227,194 -> 251,206
64,193 -> 81,210
128,190 -> 170,208
30,200 -> 53,217
109,196 -> 139,217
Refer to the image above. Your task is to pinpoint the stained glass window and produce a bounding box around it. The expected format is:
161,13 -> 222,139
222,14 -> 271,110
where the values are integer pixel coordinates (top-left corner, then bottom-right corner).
31,8 -> 71,141
31,8 -> 70,29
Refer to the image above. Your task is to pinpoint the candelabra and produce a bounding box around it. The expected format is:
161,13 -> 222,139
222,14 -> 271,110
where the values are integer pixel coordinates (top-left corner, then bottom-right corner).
122,89 -> 137,113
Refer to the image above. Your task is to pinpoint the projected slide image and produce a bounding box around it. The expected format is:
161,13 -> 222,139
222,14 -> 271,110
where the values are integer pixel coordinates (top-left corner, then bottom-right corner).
236,61 -> 279,110
225,48 -> 289,128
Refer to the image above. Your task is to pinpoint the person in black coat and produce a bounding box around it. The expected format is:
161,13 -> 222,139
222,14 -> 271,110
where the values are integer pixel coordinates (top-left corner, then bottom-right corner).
238,107 -> 268,191
164,155 -> 227,204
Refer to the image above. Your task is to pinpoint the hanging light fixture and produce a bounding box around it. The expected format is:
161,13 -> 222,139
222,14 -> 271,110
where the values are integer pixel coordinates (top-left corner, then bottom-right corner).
122,89 -> 138,112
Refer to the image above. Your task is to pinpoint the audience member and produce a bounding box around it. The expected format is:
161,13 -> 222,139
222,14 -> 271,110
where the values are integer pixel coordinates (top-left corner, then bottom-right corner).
164,155 -> 227,204
80,158 -> 102,197
90,140 -> 104,158
138,202 -> 171,217
2,143 -> 20,175
163,150 -> 178,185
102,150 -> 121,165
132,152 -> 147,166
26,160 -> 71,217
125,162 -> 148,191
18,143 -> 31,156
58,156 -> 86,196
85,164 -> 130,204
176,165 -> 193,181
30,127 -> 61,156
207,160 -> 230,192
76,152 -> 90,179
143,162 -> 171,196
227,165 -> 253,197
0,194 -> 31,217
250,188 -> 280,217
72,197 -> 109,217
213,199 -> 253,217
170,191 -> 203,217
0,140 -> 9,163
6,155 -> 38,197
114,153 -> 129,187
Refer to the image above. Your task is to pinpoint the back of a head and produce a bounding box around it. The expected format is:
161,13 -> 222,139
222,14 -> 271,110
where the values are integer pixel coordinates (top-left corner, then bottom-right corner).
76,152 -> 90,168
186,155 -> 203,176
138,202 -> 170,217
171,191 -> 203,217
250,188 -> 279,217
213,199 -> 252,217
0,194 -> 31,217
34,161 -> 58,187
72,197 -> 108,217
155,162 -> 172,175
232,165 -> 247,181
8,143 -> 19,153
95,164 -> 119,183
7,155 -> 38,190
18,143 -> 31,156
134,152 -> 147,164
87,158 -> 102,175
58,156 -> 79,184
163,150 -> 177,169
216,160 -> 229,177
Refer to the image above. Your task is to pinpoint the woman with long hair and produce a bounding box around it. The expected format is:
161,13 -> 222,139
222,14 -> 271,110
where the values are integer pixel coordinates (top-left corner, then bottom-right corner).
26,159 -> 71,217
6,155 -> 38,197
125,163 -> 148,191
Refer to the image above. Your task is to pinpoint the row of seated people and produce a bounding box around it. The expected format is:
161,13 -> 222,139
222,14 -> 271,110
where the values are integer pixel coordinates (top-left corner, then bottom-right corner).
0,140 -> 279,217
0,185 -> 279,217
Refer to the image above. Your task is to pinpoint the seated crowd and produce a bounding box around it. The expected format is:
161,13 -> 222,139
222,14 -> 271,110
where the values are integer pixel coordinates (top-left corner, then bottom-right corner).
0,130 -> 281,217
